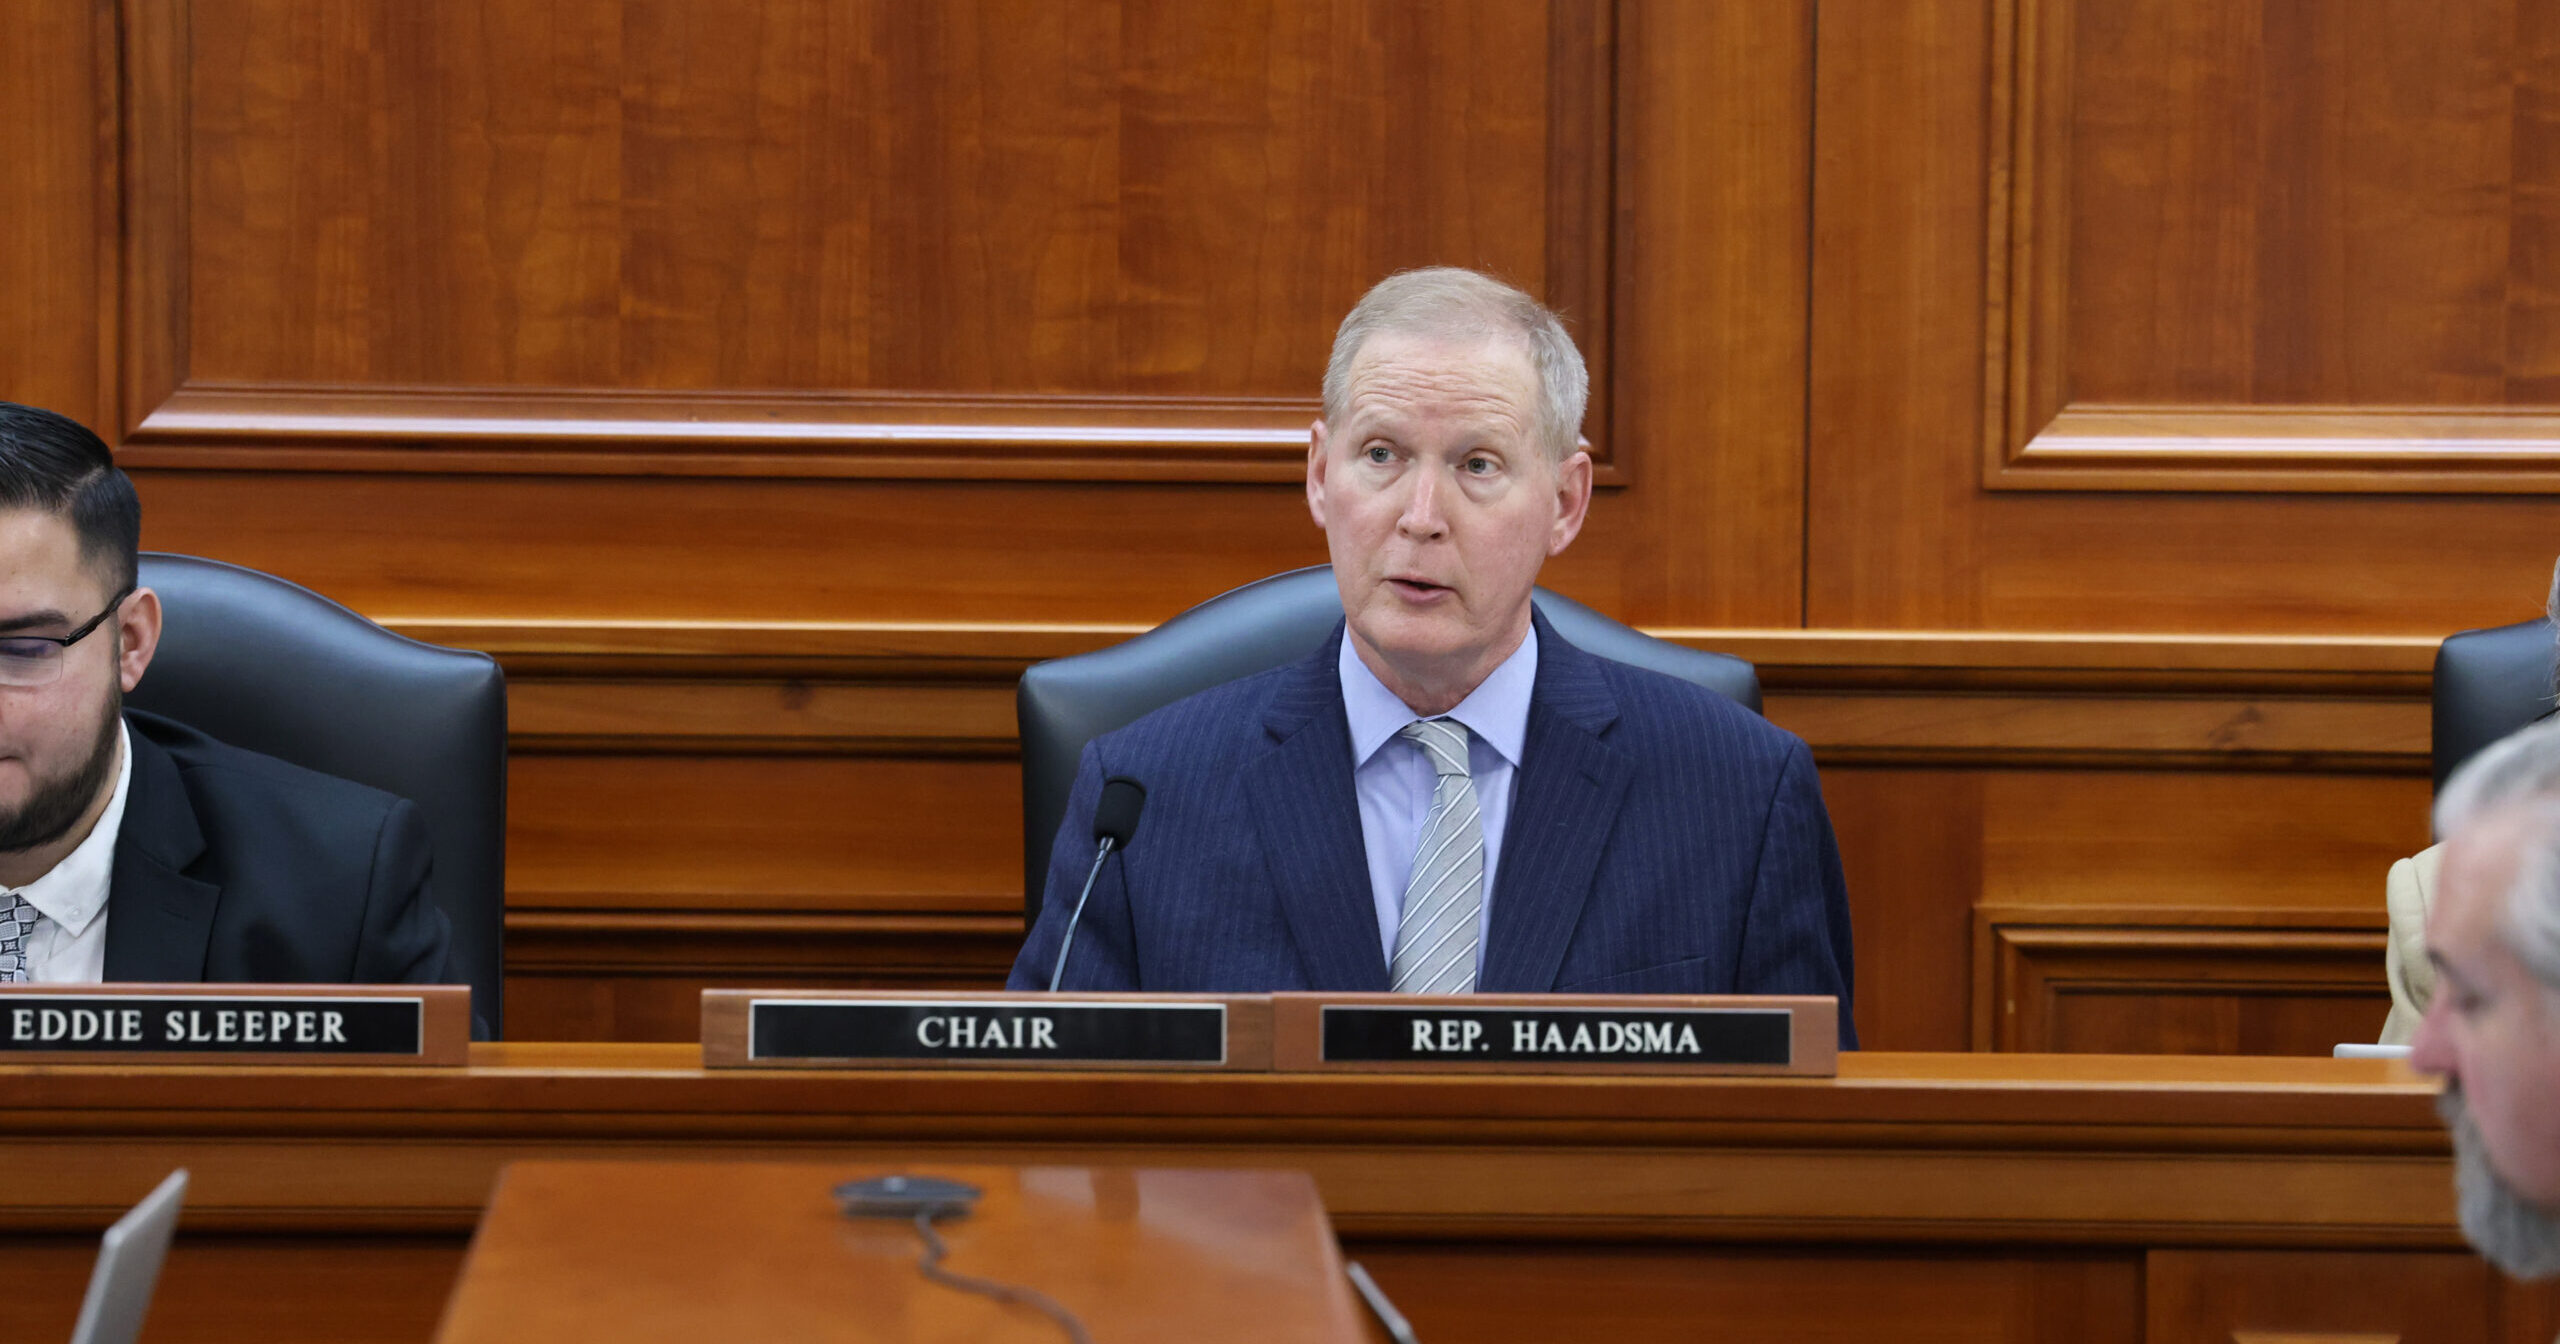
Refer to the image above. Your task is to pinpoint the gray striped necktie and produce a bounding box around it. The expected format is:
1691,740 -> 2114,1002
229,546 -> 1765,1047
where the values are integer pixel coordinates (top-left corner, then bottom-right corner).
1390,718 -> 1484,995
0,891 -> 37,982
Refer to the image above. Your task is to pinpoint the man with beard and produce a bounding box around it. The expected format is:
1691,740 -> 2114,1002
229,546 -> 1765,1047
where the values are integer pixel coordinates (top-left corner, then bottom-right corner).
0,401 -> 452,989
2411,717 -> 2560,1279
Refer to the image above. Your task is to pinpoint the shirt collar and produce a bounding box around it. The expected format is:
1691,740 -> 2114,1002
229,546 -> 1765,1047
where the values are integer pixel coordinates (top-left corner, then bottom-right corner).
1338,622 -> 1538,769
10,719 -> 133,938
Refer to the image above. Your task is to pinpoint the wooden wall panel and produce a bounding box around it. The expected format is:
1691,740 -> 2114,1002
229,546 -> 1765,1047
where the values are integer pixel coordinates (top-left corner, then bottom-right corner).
3,0 -> 2546,1046
145,0 -> 1619,486
0,0 -> 103,427
1983,919 -> 2392,1055
1608,0 -> 1811,622
185,0 -> 1573,398
1826,764 -> 2425,1055
508,756 -> 1019,912
1354,1247 -> 2140,1344
2065,2 -> 2526,409
1989,0 -> 2560,491
15,1236 -> 461,1344
2148,1249 -> 2498,1344
1813,0 -> 2560,632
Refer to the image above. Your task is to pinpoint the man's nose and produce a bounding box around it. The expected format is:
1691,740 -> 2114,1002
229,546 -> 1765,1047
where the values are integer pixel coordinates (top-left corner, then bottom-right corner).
1397,467 -> 1448,539
2409,992 -> 2455,1076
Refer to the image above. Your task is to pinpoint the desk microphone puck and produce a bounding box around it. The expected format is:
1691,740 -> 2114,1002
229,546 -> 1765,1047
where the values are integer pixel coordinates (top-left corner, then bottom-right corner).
835,1175 -> 982,1218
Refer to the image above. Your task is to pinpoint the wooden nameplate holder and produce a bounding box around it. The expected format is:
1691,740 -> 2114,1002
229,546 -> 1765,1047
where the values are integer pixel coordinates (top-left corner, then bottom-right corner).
0,983 -> 471,1066
701,989 -> 1274,1070
1270,993 -> 1840,1076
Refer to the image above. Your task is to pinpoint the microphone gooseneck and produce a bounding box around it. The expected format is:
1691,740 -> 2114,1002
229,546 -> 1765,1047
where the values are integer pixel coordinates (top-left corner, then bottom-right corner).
1045,777 -> 1147,993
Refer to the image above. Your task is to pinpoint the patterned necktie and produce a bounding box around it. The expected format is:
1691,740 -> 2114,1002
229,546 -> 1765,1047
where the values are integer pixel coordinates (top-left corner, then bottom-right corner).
0,892 -> 38,982
1390,718 -> 1484,995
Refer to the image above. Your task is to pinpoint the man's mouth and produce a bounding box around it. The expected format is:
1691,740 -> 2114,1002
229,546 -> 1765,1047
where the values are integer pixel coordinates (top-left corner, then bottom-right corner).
1388,577 -> 1450,598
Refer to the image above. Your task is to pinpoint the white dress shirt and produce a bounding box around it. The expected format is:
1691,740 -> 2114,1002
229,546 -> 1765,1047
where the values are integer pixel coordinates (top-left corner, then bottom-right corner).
12,721 -> 134,983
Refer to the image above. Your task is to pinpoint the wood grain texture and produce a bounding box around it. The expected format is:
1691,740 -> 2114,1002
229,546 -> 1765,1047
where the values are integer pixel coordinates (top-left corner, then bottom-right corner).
148,0 -> 1612,483
0,1 -> 103,427
2149,1249 -> 2494,1344
7,0 -> 2556,1057
2062,1 -> 2517,408
474,626 -> 2438,1046
1979,919 -> 2393,1055
1987,0 -> 2560,491
18,1051 -> 2538,1343
1606,0 -> 1811,624
14,1236 -> 461,1344
435,1163 -> 1370,1344
1815,0 -> 2560,629
0,1048 -> 2478,1241
504,911 -> 1024,1042
1354,1248 -> 2141,1344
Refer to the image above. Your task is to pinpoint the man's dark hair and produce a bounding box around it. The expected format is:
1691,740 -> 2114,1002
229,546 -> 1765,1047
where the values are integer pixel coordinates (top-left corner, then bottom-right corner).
0,402 -> 141,592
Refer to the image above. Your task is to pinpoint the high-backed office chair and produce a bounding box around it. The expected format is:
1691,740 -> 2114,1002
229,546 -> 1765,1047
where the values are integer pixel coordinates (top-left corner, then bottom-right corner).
2432,617 -> 2559,793
126,554 -> 508,1036
1016,565 -> 1761,919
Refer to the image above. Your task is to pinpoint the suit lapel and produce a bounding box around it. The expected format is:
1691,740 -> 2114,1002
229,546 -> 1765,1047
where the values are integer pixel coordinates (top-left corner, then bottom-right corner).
100,719 -> 219,982
1243,627 -> 1391,991
1479,616 -> 1632,992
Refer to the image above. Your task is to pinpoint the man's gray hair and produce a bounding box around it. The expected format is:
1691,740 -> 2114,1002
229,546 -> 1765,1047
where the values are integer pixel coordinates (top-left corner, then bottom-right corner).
1321,267 -> 1589,463
2436,719 -> 2560,995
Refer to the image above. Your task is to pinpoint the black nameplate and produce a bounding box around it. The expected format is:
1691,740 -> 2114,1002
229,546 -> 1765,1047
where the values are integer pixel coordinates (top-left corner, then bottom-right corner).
747,999 -> 1227,1065
0,994 -> 425,1055
1319,1005 -> 1792,1066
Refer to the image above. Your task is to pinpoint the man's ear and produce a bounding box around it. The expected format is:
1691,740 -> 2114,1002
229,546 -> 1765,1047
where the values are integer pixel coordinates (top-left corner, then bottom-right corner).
116,587 -> 161,693
1306,419 -> 1331,529
1547,448 -> 1594,556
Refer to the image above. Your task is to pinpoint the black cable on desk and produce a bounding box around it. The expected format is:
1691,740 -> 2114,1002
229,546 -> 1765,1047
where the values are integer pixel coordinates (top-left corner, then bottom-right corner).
905,1203 -> 1096,1344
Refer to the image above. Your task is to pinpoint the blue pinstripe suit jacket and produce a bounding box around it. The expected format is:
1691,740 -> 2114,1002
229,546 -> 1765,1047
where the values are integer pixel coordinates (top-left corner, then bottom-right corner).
1007,613 -> 1858,1047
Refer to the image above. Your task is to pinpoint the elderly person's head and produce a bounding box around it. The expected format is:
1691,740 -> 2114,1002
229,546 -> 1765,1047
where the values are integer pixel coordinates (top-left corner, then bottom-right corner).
1308,268 -> 1594,716
2412,717 -> 2560,1276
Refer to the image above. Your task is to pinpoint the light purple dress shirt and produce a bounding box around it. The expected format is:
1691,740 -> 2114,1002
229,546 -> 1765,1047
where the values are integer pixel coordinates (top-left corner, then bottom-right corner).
1339,624 -> 1537,963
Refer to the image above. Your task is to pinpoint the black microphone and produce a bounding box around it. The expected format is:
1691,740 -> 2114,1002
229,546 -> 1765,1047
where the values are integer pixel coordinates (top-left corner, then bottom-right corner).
1045,777 -> 1146,992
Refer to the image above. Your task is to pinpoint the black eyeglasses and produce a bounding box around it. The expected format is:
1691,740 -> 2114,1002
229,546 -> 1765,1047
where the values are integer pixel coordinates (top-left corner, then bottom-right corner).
0,585 -> 133,687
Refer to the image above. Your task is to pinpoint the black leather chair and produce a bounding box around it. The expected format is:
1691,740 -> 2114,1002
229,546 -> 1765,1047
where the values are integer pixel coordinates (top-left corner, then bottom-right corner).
2433,616 -> 2560,793
1016,565 -> 1760,919
126,554 -> 508,1035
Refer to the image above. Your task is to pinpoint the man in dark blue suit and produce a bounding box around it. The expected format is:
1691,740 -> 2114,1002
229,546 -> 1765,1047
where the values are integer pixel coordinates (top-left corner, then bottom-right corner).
1009,269 -> 1854,1044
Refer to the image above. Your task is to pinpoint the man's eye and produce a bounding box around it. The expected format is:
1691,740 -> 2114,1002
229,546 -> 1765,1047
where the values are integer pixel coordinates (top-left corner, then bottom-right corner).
1365,446 -> 1394,464
0,640 -> 57,662
1465,456 -> 1496,475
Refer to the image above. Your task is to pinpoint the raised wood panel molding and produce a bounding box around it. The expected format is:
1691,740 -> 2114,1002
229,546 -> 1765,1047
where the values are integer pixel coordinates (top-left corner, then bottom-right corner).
109,0 -> 1621,483
2149,1250 -> 2497,1344
1976,912 -> 2393,1056
472,626 -> 2436,1044
467,619 -> 2437,768
505,909 -> 1020,1041
1985,0 -> 2560,493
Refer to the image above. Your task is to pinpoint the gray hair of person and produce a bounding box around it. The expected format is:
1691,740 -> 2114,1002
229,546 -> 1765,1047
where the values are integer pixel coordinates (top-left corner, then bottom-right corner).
1321,267 -> 1589,463
2434,718 -> 2560,996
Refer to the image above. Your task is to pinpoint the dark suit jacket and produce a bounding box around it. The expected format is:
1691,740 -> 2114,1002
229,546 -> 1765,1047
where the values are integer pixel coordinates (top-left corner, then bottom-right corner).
1007,615 -> 1858,1046
99,710 -> 455,987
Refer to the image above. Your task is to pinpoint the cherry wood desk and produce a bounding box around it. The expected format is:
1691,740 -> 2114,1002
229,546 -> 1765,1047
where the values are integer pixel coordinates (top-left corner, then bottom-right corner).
6,1047 -> 2552,1343
434,1161 -> 1375,1343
